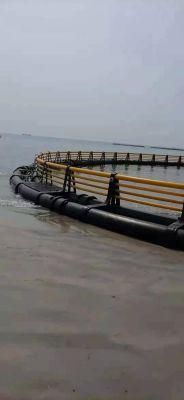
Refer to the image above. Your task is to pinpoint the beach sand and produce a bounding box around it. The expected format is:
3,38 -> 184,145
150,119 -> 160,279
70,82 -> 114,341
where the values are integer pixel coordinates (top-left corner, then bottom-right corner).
0,208 -> 183,399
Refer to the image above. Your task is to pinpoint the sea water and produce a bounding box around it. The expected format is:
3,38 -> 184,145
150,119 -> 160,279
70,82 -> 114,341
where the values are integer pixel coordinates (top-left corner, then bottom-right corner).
0,133 -> 184,400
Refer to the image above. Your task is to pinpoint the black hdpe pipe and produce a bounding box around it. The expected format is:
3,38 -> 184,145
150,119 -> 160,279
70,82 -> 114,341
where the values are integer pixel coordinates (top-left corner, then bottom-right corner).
10,173 -> 184,250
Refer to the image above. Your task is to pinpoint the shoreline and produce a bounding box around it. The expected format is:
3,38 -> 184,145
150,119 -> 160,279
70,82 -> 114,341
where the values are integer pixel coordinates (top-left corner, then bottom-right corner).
0,210 -> 184,399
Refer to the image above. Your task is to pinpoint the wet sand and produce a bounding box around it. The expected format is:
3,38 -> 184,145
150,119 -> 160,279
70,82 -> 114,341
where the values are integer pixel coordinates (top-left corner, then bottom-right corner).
0,210 -> 184,399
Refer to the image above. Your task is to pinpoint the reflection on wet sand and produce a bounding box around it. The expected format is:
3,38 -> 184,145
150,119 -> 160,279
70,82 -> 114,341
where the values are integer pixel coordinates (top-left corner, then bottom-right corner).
0,211 -> 184,399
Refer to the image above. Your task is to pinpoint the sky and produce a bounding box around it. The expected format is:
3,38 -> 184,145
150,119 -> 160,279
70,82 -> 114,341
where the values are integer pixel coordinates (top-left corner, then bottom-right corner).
0,0 -> 184,146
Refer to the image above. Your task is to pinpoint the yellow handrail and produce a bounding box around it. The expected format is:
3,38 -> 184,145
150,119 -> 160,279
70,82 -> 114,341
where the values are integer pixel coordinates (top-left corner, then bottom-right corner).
116,174 -> 184,190
119,189 -> 183,204
118,196 -> 181,212
36,151 -> 184,214
117,182 -> 184,197
70,166 -> 110,178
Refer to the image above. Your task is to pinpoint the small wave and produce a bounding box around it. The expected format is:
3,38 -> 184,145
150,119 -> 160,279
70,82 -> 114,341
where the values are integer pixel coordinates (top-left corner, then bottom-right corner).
0,198 -> 37,208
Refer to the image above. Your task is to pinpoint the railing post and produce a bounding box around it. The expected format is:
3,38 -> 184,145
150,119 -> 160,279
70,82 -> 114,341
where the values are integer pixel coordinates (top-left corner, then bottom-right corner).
63,166 -> 70,192
71,170 -> 76,193
55,151 -> 61,163
48,166 -> 52,185
115,175 -> 120,206
125,152 -> 129,163
138,153 -> 142,164
89,151 -> 93,163
165,155 -> 168,166
45,163 -> 48,184
101,152 -> 105,165
40,165 -> 43,183
106,173 -> 120,206
63,167 -> 76,194
40,162 -> 45,183
113,152 -> 117,164
178,156 -> 182,168
66,151 -> 71,163
180,202 -> 184,222
151,154 -> 155,165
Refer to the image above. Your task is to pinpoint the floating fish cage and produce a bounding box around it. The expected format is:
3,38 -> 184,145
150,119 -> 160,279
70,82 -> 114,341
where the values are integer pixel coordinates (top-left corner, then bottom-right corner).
10,151 -> 184,250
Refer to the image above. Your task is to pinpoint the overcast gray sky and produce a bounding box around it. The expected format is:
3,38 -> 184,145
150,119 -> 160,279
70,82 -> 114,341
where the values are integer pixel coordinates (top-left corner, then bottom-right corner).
0,0 -> 184,146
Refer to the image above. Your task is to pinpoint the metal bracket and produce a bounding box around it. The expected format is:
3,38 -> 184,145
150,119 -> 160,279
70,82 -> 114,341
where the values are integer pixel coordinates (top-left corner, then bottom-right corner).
167,220 -> 184,234
106,173 -> 120,206
63,166 -> 70,192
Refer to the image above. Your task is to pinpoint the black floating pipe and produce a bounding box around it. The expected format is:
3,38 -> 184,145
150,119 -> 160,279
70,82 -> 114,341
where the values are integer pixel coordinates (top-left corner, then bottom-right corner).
9,172 -> 184,250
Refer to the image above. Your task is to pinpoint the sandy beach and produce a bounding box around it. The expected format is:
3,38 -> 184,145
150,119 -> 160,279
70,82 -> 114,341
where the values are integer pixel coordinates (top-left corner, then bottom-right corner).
0,206 -> 183,399
1,0 -> 184,395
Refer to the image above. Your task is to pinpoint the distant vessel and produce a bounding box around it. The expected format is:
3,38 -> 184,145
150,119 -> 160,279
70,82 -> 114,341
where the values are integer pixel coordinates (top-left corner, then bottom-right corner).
151,145 -> 184,151
113,142 -> 144,148
22,133 -> 32,136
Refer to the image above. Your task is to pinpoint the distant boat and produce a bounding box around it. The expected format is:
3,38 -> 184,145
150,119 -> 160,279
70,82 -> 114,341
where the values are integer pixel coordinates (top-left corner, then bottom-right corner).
22,133 -> 32,136
151,145 -> 184,151
113,142 -> 144,148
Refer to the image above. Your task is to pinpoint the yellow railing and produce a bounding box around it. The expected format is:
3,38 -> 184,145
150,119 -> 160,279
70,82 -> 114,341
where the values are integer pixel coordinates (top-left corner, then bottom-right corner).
37,151 -> 184,165
36,152 -> 184,215
116,174 -> 184,213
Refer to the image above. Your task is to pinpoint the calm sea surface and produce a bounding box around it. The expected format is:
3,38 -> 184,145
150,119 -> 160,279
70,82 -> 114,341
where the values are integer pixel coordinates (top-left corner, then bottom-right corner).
0,134 -> 184,400
1,133 -> 184,215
